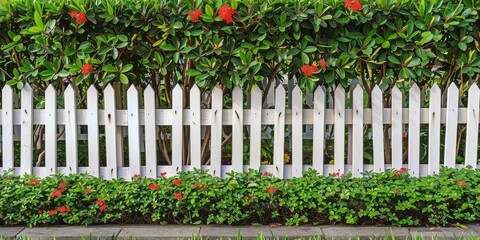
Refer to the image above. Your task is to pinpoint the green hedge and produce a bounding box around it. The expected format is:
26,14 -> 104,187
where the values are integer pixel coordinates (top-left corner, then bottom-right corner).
0,0 -> 479,93
0,168 -> 479,227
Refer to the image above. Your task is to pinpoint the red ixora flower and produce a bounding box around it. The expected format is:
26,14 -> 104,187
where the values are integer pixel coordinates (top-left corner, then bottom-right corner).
132,174 -> 140,178
193,183 -> 201,189
84,189 -> 92,194
96,200 -> 106,206
188,9 -> 203,23
49,210 -> 56,216
244,196 -> 249,201
51,189 -> 62,198
28,179 -> 39,186
262,172 -> 270,177
99,205 -> 107,212
38,210 -> 43,214
160,172 -> 167,177
456,181 -> 469,187
345,0 -> 362,11
81,63 -> 93,75
202,185 -> 208,190
172,179 -> 182,186
57,206 -> 70,213
149,183 -> 159,191
70,11 -> 87,24
301,64 -> 318,77
332,172 -> 343,177
318,59 -> 327,70
174,192 -> 183,200
395,167 -> 408,176
58,182 -> 65,189
218,4 -> 235,24
266,186 -> 278,194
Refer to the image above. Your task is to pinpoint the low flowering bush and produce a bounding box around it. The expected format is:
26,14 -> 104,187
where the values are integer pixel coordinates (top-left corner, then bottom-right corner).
0,168 -> 479,227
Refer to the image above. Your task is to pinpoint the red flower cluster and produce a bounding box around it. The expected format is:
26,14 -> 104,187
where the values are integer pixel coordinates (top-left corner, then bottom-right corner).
38,210 -> 43,214
243,196 -> 255,205
49,210 -> 56,216
160,172 -> 167,177
174,192 -> 183,200
70,11 -> 87,24
28,179 -> 39,186
51,189 -> 62,198
301,64 -> 318,77
149,183 -> 159,191
84,189 -> 92,194
202,185 -> 208,190
193,183 -> 201,189
395,167 -> 408,176
345,0 -> 363,11
266,186 -> 278,194
58,182 -> 65,189
456,181 -> 468,187
332,172 -> 343,177
318,59 -> 327,70
172,179 -> 182,186
96,200 -> 107,211
218,4 -> 235,24
262,172 -> 270,177
57,206 -> 71,213
188,9 -> 203,23
81,63 -> 93,75
132,174 -> 140,178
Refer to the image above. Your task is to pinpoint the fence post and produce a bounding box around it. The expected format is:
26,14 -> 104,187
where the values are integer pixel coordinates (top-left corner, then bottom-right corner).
20,84 -> 33,175
371,86 -> 384,172
189,85 -> 201,169
408,84 -> 421,176
65,85 -> 78,174
292,86 -> 303,177
172,85 -> 183,174
104,84 -> 118,179
465,84 -> 479,168
273,85 -> 286,178
2,86 -> 14,171
312,87 -> 325,175
232,87 -> 244,173
391,86 -> 403,170
144,85 -> 157,178
249,85 -> 262,171
352,85 -> 363,177
87,86 -> 100,177
334,86 -> 345,174
127,85 -> 141,177
211,85 -> 223,177
444,83 -> 459,168
45,85 -> 57,175
428,84 -> 441,175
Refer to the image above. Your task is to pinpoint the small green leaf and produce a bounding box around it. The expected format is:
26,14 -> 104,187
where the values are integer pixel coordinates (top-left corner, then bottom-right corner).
34,11 -> 44,29
121,64 -> 133,73
303,46 -> 317,53
119,74 -> 128,84
161,44 -> 177,51
102,65 -> 118,73
205,5 -> 214,17
186,69 -> 201,76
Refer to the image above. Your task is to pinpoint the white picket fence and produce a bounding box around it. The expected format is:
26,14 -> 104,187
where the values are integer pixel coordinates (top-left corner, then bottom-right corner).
0,83 -> 478,179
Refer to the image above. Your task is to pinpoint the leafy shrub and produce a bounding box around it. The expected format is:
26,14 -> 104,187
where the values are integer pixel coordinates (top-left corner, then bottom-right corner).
0,168 -> 479,227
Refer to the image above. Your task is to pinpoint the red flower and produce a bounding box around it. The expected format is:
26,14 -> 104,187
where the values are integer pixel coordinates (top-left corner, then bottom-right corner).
81,63 -> 93,75
174,192 -> 183,200
3,178 -> 8,181
76,12 -> 87,24
38,210 -> 43,214
172,179 -> 182,186
96,200 -> 106,206
395,167 -> 408,175
393,189 -> 401,194
266,186 -> 278,194
193,183 -> 201,189
218,4 -> 235,24
49,210 -> 56,216
149,184 -> 159,191
188,9 -> 203,23
287,183 -> 292,188
51,189 -> 62,198
57,206 -> 70,213
332,172 -> 343,177
58,182 -> 65,189
456,181 -> 468,187
99,204 -> 107,212
318,59 -> 327,70
160,172 -> 167,177
84,189 -> 92,194
262,172 -> 270,177
132,174 -> 140,178
28,179 -> 39,186
244,196 -> 249,201
345,0 -> 353,8
301,64 -> 318,76
346,0 -> 362,11
202,185 -> 208,190
69,11 -> 78,18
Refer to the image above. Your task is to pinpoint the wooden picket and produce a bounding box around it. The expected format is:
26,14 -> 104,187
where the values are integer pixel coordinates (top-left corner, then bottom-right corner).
0,83 -> 478,179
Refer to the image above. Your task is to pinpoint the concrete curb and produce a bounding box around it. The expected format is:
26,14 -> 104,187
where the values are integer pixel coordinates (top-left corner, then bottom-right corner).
0,224 -> 478,240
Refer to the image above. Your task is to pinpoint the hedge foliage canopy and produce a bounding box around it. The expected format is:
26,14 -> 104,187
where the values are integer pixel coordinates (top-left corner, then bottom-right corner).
0,0 -> 479,92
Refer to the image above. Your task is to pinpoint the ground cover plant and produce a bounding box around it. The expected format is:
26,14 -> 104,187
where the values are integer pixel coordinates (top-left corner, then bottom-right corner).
0,167 -> 479,227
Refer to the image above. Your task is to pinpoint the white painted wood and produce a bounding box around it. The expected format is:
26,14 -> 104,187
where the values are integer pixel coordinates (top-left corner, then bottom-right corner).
292,86 -> 303,177
428,84 -> 441,175
391,86 -> 403,170
104,84 -> 118,179
249,85 -> 262,170
334,86 -> 345,174
273,85 -> 286,178
127,85 -> 141,177
172,85 -> 183,173
2,86 -> 14,170
232,87 -> 244,173
347,81 -> 357,165
190,85 -> 201,169
21,84 -> 33,175
464,84 -> 479,168
408,84 -> 421,177
64,85 -> 78,174
87,86 -> 99,177
45,85 -> 57,174
114,84 -> 124,168
352,85 -> 363,177
210,85 -> 223,177
144,85 -> 157,178
371,86 -> 384,172
444,83 -> 459,168
312,87 -> 325,174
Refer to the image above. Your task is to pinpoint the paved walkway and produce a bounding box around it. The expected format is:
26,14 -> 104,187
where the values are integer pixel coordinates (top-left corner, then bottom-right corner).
0,224 -> 479,239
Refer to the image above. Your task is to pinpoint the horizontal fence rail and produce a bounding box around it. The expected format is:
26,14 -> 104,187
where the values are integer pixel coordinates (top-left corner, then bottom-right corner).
0,83 -> 478,179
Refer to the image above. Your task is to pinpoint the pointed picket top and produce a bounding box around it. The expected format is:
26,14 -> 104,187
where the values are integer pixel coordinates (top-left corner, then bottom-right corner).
65,84 -> 76,95
465,84 -> 480,168
46,84 -> 56,95
2,84 -> 13,95
251,83 -> 262,96
275,84 -> 286,97
127,84 -> 139,96
335,85 -> 345,97
430,83 -> 441,95
104,83 -> 115,97
173,84 -> 183,95
21,83 -> 32,96
371,85 -> 382,96
371,85 -> 384,173
190,83 -> 200,96
444,83 -> 459,168
88,85 -> 98,95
